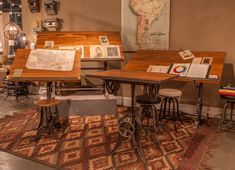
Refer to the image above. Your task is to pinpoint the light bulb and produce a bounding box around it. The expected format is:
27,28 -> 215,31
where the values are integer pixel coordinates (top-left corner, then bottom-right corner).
9,26 -> 14,31
22,36 -> 26,41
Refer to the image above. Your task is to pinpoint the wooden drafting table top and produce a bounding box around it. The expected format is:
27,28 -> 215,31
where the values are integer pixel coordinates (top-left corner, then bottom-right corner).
9,49 -> 81,82
86,70 -> 178,84
36,31 -> 124,61
124,50 -> 226,84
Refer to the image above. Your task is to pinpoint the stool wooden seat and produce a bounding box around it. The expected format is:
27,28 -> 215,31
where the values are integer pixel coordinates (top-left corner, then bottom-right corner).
35,99 -> 61,107
159,88 -> 183,131
32,99 -> 62,141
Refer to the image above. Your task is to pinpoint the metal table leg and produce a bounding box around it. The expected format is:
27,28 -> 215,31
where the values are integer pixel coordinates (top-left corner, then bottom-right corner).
196,82 -> 203,122
32,106 -> 55,141
110,83 -> 149,165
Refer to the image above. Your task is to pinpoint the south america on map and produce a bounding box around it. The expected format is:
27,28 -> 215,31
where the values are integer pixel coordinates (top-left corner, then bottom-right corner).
122,0 -> 170,51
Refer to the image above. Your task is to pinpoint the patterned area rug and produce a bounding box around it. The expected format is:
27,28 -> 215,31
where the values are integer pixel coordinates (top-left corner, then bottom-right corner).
0,106 -> 200,170
178,119 -> 219,170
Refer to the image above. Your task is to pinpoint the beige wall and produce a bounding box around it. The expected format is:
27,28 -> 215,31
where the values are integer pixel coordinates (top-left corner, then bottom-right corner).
22,0 -> 121,43
20,0 -> 235,107
170,0 -> 235,64
0,15 -> 4,53
0,13 -> 10,56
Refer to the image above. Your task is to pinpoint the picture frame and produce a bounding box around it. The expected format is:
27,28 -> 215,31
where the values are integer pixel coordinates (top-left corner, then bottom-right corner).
44,41 -> 54,48
90,45 -> 106,58
99,36 -> 109,45
59,45 -> 84,58
178,50 -> 195,60
201,57 -> 213,65
106,45 -> 121,58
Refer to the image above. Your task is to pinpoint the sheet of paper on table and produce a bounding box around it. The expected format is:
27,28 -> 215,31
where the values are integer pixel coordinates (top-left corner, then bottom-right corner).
178,50 -> 195,60
147,65 -> 170,73
186,64 -> 210,78
26,49 -> 75,71
192,57 -> 202,64
12,69 -> 23,77
58,46 -> 84,58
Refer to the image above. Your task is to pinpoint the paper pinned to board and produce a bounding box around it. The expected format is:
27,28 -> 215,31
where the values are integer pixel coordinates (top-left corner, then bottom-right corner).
26,49 -> 76,71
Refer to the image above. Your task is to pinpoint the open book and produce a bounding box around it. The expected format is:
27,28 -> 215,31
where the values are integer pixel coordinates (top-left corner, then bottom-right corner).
186,64 -> 210,78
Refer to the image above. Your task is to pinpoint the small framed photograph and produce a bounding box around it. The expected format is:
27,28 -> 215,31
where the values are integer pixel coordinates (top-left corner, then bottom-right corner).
201,57 -> 213,65
44,41 -> 54,48
59,45 -> 84,58
90,45 -> 106,58
99,36 -> 109,45
106,45 -> 121,58
178,50 -> 195,60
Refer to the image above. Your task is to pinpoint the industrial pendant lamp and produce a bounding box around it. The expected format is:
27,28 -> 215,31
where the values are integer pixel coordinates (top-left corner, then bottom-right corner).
4,22 -> 21,40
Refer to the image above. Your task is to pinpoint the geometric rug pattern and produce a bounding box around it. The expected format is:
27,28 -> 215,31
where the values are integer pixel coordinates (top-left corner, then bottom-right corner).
0,106 -> 197,170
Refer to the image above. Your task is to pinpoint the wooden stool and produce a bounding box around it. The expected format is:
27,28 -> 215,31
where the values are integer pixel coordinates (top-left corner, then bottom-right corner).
136,95 -> 161,131
33,99 -> 62,140
159,88 -> 183,130
221,99 -> 235,124
136,94 -> 162,146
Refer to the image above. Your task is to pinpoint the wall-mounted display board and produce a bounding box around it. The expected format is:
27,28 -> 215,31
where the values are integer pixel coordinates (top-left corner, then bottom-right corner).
35,31 -> 124,61
121,0 -> 170,51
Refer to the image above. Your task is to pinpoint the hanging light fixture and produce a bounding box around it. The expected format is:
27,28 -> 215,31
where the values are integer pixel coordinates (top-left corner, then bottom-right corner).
3,0 -> 22,57
4,22 -> 21,40
3,0 -> 21,40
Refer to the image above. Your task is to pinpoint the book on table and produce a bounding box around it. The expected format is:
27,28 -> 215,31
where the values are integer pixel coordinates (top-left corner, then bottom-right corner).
186,64 -> 210,78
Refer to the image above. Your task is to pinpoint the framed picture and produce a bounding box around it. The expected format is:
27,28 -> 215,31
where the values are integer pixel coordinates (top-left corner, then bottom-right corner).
99,36 -> 109,45
178,50 -> 195,60
201,57 -> 213,65
90,45 -> 106,58
106,45 -> 121,58
59,45 -> 84,58
44,41 -> 54,48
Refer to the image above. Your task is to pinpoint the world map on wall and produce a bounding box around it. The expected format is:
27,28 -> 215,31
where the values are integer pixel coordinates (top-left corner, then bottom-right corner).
122,0 -> 170,51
